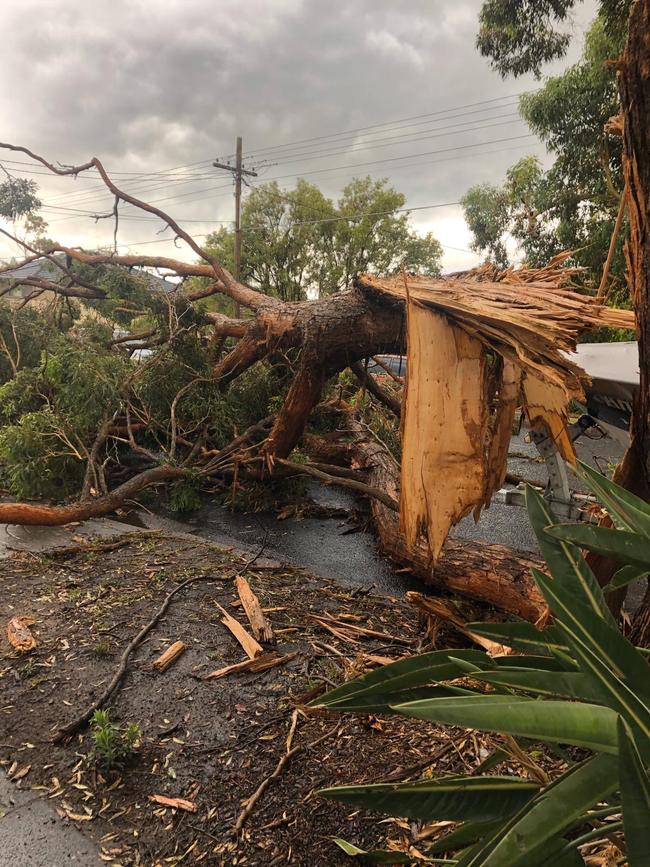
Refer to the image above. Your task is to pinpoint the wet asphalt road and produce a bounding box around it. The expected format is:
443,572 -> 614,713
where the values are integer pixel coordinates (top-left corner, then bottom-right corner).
0,773 -> 100,866
138,429 -> 627,595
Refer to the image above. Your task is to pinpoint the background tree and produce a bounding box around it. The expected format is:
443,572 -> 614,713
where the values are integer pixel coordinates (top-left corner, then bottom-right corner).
477,0 -> 629,79
204,177 -> 442,309
0,176 -> 41,222
464,18 -> 626,296
475,0 -> 650,637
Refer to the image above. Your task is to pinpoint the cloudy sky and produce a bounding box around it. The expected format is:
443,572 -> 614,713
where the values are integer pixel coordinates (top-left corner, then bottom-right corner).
0,0 -> 597,271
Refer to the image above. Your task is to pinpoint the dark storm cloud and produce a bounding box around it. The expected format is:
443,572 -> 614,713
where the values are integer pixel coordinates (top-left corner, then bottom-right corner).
0,0 -> 597,266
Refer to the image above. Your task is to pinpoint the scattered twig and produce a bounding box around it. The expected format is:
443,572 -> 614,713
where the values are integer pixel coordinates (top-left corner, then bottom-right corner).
52,543 -> 267,741
234,715 -> 342,834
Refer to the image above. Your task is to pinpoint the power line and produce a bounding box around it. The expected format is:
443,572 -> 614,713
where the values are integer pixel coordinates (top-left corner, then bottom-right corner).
36,115 -> 524,214
240,91 -> 536,158
37,106 -> 524,212
263,115 -> 524,168
38,138 -> 543,226
122,199 -> 465,247
245,102 -> 523,164
138,133 -> 537,209
2,91 -> 537,215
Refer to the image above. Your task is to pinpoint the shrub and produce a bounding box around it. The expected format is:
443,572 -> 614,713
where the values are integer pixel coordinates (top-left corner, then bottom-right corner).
313,462 -> 650,865
90,709 -> 140,772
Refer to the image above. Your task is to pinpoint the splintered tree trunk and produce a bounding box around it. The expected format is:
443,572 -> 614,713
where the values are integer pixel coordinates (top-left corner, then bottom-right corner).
615,0 -> 650,633
345,416 -> 546,622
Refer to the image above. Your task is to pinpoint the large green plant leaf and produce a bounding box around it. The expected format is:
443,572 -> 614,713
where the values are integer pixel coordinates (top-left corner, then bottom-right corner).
605,564 -> 649,593
319,776 -> 539,823
467,621 -> 569,657
539,844 -> 586,866
546,524 -> 650,570
456,753 -> 618,867
526,486 -> 616,628
310,649 -> 491,710
533,569 -> 650,752
427,820 -> 502,855
392,695 -> 619,753
319,685 -> 475,714
332,838 -> 413,863
617,718 -> 650,867
575,460 -> 650,538
474,668 -> 603,702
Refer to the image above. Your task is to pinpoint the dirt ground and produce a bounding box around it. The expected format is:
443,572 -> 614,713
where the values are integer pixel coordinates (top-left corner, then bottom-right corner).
0,530 -> 487,866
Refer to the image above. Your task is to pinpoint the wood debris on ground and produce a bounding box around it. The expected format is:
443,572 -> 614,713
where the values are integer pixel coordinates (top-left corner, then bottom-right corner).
358,259 -> 633,561
204,650 -> 299,680
235,575 -> 275,644
152,640 -> 186,672
0,531 -> 617,865
406,591 -> 512,656
6,615 -> 37,651
215,601 -> 264,659
148,793 -> 198,812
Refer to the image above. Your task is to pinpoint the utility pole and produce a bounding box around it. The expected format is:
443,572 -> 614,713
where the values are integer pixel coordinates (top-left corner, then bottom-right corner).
213,136 -> 258,317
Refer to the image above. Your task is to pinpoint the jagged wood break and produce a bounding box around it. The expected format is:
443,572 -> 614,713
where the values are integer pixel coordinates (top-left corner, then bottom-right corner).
359,262 -> 633,561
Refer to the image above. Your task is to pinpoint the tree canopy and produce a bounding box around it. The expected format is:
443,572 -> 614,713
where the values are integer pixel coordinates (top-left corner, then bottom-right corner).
477,0 -> 631,78
464,16 -> 627,299
204,177 -> 442,305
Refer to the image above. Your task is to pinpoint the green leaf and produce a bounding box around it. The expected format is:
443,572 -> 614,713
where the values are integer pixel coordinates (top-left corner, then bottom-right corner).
457,753 -> 618,867
467,621 -> 568,656
472,747 -> 510,774
575,460 -> 650,538
604,564 -> 649,593
618,718 -> 650,867
545,524 -> 650,570
539,844 -> 586,866
493,654 -> 575,671
427,820 -> 502,855
533,569 -> 650,751
332,838 -> 413,864
323,685 -> 475,714
526,486 -> 616,628
319,776 -> 539,823
393,695 -> 620,753
311,649 -> 491,709
474,669 -> 603,702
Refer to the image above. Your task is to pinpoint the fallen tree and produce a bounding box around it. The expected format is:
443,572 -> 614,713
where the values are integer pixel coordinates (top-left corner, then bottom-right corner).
344,413 -> 547,621
0,143 -> 636,618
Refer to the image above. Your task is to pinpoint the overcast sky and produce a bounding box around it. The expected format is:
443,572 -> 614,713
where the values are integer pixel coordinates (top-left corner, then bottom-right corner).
0,0 -> 598,271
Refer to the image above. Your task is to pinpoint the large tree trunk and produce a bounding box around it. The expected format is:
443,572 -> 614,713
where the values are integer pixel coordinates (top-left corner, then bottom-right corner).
344,415 -> 546,622
612,0 -> 650,631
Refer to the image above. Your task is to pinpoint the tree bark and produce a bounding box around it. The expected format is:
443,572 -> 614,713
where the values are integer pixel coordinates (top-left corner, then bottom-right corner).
597,0 -> 650,625
0,465 -> 186,526
344,415 -> 546,622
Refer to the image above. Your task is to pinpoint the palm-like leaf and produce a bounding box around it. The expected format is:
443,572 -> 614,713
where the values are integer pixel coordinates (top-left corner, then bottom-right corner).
319,469 -> 650,864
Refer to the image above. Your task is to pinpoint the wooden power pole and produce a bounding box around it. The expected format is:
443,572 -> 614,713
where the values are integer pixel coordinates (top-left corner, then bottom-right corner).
213,136 -> 258,316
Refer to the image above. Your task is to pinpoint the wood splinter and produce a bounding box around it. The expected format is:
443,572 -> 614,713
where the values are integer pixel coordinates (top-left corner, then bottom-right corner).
205,650 -> 299,680
215,602 -> 264,659
235,576 -> 275,644
149,794 -> 197,813
152,640 -> 186,672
